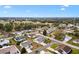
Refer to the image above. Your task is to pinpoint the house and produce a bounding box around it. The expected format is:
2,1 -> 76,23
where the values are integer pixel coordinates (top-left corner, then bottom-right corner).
59,24 -> 66,28
73,39 -> 79,44
64,29 -> 74,33
20,40 -> 32,53
14,36 -> 25,42
0,45 -> 20,54
56,44 -> 71,54
0,38 -> 9,46
63,35 -> 72,42
40,50 -> 51,54
67,24 -> 74,28
20,40 -> 32,49
12,31 -> 22,36
47,28 -> 53,34
34,35 -> 45,43
27,33 -> 35,38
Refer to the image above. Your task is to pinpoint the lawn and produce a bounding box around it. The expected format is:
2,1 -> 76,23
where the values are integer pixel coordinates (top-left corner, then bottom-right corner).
0,34 -> 4,38
55,36 -> 64,41
67,39 -> 79,47
71,48 -> 79,54
47,34 -> 52,37
44,38 -> 51,44
67,35 -> 79,47
9,39 -> 17,45
51,44 -> 58,49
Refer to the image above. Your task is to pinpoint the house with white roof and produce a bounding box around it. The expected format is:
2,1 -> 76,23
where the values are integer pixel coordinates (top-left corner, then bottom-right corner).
20,41 -> 32,49
47,28 -> 53,34
63,35 -> 72,42
0,38 -> 9,46
20,41 -> 32,53
34,35 -> 45,43
12,31 -> 23,36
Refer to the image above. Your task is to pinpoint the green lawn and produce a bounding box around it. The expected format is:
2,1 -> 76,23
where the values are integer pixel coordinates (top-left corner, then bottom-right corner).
51,44 -> 58,49
71,48 -> 79,54
44,38 -> 51,44
47,34 -> 52,37
55,36 -> 64,41
0,34 -> 4,38
9,39 -> 17,45
67,35 -> 79,47
67,39 -> 79,47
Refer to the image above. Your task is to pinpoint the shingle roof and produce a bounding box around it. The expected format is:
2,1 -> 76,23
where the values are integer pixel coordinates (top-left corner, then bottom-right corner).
56,44 -> 71,54
0,45 -> 20,54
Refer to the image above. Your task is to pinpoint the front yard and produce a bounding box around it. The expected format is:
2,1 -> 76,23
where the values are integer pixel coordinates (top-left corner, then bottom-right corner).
67,35 -> 79,47
51,44 -> 59,49
71,48 -> 79,54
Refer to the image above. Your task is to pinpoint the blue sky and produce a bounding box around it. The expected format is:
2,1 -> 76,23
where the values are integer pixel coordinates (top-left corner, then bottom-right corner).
0,5 -> 79,17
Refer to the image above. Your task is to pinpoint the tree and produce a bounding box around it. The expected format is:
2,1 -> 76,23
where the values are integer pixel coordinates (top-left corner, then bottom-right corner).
0,45 -> 2,48
35,50 -> 39,54
16,41 -> 21,45
21,47 -> 27,54
0,23 -> 4,30
43,30 -> 47,36
4,23 -> 13,32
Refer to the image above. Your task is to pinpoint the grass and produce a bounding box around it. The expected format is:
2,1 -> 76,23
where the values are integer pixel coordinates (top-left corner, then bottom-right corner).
0,34 -> 4,38
47,34 -> 52,37
55,36 -> 64,41
67,39 -> 79,47
44,38 -> 51,44
51,44 -> 58,49
71,48 -> 79,54
67,35 -> 79,47
9,38 -> 17,45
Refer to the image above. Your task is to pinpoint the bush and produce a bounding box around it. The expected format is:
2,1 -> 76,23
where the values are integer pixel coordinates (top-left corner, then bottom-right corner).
43,30 -> 47,36
21,47 -> 27,54
16,42 -> 21,45
0,45 -> 2,48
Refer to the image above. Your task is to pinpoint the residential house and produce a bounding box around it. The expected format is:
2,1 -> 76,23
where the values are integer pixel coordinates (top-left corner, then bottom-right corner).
0,45 -> 20,54
63,35 -> 72,42
14,36 -> 25,42
34,35 -> 45,43
73,39 -> 79,44
0,38 -> 9,46
20,40 -> 32,49
47,28 -> 53,34
56,44 -> 71,54
20,40 -> 32,53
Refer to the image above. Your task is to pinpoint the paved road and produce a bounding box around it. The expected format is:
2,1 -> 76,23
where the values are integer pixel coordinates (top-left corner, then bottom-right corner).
37,34 -> 79,50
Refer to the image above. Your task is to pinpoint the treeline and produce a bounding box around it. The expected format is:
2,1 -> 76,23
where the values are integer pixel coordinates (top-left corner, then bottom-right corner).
1,17 -> 79,22
0,21 -> 49,32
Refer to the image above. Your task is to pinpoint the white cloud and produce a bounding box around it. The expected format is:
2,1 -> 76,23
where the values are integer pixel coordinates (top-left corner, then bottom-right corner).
60,7 -> 65,11
63,5 -> 69,7
3,5 -> 11,9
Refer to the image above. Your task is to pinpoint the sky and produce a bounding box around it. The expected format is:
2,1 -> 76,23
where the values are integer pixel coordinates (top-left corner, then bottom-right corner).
0,5 -> 79,17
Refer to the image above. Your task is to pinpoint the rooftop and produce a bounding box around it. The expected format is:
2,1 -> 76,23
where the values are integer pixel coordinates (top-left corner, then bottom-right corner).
0,45 -> 20,54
